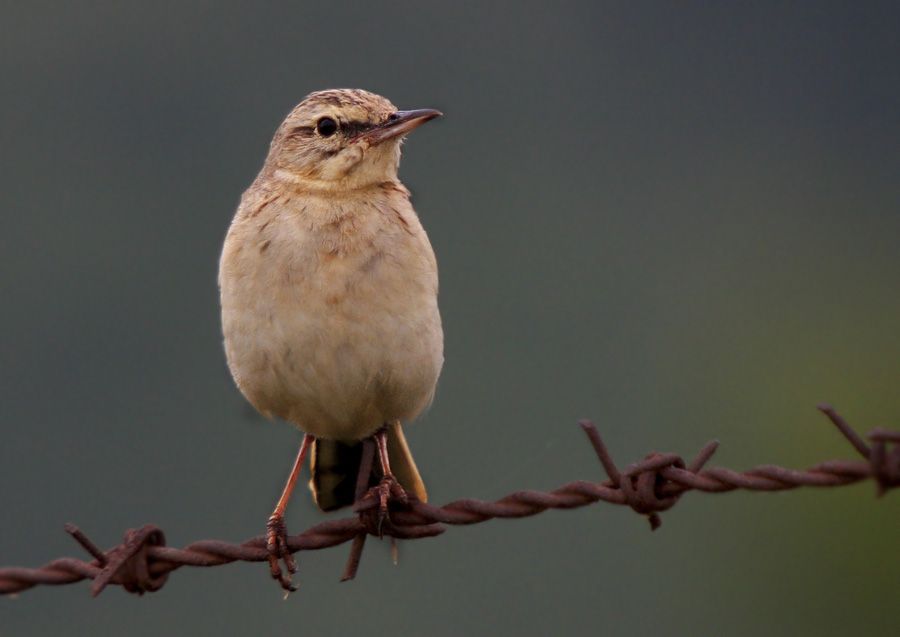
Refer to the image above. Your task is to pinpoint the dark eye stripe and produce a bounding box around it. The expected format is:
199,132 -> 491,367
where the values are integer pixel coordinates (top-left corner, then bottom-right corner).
341,121 -> 376,137
289,120 -> 377,138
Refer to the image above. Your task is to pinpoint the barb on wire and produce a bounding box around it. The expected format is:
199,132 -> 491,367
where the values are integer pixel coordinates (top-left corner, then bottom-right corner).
0,404 -> 896,598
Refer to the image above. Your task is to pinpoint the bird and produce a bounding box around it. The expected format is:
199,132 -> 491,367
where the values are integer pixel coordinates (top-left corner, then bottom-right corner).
218,89 -> 444,591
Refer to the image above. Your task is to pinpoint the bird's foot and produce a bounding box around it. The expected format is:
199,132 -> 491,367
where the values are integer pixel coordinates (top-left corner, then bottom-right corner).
266,513 -> 297,592
368,474 -> 408,536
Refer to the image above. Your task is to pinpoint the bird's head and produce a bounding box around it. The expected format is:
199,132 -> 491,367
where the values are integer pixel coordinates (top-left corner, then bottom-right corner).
265,89 -> 441,191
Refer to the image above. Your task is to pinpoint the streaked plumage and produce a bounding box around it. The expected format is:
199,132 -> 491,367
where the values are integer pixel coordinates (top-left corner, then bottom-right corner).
219,89 -> 442,518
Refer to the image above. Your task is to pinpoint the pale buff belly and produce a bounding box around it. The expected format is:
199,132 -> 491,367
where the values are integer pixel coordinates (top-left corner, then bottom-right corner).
221,244 -> 443,442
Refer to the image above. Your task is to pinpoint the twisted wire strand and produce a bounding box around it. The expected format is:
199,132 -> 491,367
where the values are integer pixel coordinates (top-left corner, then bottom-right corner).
1,404 -> 896,597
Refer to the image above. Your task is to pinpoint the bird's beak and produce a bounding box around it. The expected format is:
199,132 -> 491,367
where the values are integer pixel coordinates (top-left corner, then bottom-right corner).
362,109 -> 442,144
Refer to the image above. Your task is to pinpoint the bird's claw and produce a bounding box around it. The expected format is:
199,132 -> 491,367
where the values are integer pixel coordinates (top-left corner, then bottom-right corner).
266,513 -> 297,592
370,474 -> 408,536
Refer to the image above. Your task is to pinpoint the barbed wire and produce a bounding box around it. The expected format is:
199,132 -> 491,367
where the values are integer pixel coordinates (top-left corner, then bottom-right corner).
1,404 -> 896,597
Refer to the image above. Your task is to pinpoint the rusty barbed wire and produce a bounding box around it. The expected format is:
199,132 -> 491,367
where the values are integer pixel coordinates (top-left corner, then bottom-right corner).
1,404 -> 896,597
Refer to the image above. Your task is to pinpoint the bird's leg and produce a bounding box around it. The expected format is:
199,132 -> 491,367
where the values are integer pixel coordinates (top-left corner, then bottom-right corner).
372,426 -> 408,534
266,433 -> 313,592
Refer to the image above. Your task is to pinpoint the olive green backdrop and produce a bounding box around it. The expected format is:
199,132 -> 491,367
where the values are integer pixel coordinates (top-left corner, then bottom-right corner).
1,2 -> 897,636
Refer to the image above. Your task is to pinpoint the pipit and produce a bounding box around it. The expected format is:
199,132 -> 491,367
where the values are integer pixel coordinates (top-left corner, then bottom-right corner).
219,89 -> 443,590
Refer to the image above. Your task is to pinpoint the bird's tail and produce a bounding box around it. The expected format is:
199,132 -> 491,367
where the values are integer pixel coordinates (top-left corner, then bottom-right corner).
309,421 -> 427,512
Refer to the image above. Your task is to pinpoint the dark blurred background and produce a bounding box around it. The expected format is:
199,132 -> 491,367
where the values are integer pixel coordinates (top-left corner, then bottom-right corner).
1,2 -> 898,635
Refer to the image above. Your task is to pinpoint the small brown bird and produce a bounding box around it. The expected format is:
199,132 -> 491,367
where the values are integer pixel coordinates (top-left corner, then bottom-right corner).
218,89 -> 443,590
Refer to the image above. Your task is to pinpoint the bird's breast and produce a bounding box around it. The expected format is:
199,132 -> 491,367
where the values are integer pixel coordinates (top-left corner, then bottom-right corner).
219,191 -> 443,440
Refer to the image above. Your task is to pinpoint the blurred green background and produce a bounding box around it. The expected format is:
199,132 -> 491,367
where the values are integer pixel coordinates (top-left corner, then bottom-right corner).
1,2 -> 897,635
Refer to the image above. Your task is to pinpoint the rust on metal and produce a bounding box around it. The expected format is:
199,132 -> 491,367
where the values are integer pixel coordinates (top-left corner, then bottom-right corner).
0,405 -> 895,597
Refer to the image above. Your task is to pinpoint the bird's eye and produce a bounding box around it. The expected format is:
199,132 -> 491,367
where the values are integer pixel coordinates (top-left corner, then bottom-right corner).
316,117 -> 338,137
